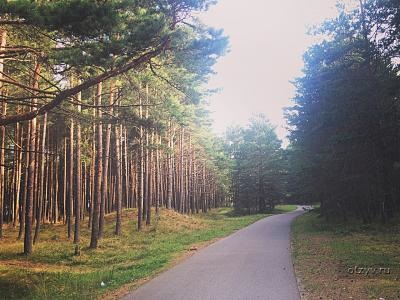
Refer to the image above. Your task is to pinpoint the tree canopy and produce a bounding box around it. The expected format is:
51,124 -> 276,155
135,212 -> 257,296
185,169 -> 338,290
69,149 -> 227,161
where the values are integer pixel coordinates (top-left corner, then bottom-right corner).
0,0 -> 230,255
286,0 -> 400,222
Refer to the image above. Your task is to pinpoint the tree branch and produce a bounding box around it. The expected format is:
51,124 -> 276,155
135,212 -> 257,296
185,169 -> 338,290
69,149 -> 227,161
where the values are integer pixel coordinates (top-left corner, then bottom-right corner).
0,40 -> 169,125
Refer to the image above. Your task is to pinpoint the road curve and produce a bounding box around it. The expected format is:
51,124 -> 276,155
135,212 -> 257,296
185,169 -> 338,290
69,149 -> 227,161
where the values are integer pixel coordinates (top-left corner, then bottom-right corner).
123,208 -> 304,300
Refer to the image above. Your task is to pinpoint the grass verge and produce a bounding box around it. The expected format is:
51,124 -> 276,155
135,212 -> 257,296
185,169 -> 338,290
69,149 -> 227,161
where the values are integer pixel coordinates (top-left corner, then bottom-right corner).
292,210 -> 400,300
274,204 -> 298,214
0,206 -> 294,299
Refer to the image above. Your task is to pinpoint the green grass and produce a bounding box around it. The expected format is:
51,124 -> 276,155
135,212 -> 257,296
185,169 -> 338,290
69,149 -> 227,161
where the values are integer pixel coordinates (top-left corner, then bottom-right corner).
274,204 -> 297,214
292,210 -> 400,299
0,207 -> 293,299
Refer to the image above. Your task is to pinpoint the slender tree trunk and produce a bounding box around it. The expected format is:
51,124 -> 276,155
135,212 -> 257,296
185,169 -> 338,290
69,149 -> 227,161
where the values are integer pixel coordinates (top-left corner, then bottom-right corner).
74,86 -> 82,246
179,129 -> 185,213
115,123 -> 122,235
0,29 -> 6,238
63,137 -> 67,224
99,83 -> 114,238
144,85 -> 151,225
13,118 -> 23,228
146,130 -> 153,225
33,123 -> 40,227
18,123 -> 29,240
24,61 -> 41,255
143,91 -> 149,223
124,128 -> 129,208
155,135 -> 160,214
54,150 -> 59,223
34,113 -> 47,243
67,118 -> 74,238
90,82 -> 103,249
138,93 -> 144,230
88,112 -> 96,229
0,102 -> 6,238
167,123 -> 173,209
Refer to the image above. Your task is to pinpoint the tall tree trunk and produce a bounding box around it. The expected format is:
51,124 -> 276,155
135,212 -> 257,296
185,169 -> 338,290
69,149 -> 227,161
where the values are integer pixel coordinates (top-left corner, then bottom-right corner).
33,113 -> 47,243
18,123 -> 29,240
179,129 -> 185,213
13,118 -> 23,228
90,82 -> 103,249
33,123 -> 40,228
54,147 -> 59,223
24,61 -> 41,255
143,89 -> 149,223
74,86 -> 82,245
99,83 -> 114,238
167,123 -> 173,209
155,135 -> 160,214
68,118 -> 74,238
0,102 -> 6,238
146,130 -> 153,225
63,137 -> 67,224
0,28 -> 6,238
123,128 -> 129,208
144,85 -> 151,225
115,123 -> 122,235
88,107 -> 96,229
138,93 -> 144,230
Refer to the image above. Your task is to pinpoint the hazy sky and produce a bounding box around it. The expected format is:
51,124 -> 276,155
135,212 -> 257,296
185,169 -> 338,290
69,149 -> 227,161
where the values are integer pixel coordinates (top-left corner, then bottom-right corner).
199,0 -> 357,141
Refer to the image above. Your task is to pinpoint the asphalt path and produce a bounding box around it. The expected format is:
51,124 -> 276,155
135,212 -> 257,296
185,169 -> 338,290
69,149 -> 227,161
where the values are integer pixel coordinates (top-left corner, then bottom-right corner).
123,208 -> 305,300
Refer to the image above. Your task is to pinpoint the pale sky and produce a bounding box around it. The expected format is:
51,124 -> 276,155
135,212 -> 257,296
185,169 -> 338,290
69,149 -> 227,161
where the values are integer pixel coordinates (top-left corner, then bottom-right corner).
199,0 -> 358,142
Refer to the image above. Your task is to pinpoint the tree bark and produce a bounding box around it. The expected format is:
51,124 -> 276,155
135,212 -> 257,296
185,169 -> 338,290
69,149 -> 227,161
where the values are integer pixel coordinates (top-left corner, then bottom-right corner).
167,122 -> 173,209
115,123 -> 122,235
138,92 -> 144,230
90,82 -> 103,249
0,28 -> 6,238
24,61 -> 40,255
99,83 -> 114,238
33,113 -> 47,243
18,123 -> 29,240
0,102 -> 6,238
74,86 -> 82,245
67,118 -> 74,238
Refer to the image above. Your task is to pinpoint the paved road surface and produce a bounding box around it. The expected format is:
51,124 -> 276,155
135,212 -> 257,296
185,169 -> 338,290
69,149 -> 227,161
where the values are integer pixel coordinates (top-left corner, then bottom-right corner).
123,208 -> 304,300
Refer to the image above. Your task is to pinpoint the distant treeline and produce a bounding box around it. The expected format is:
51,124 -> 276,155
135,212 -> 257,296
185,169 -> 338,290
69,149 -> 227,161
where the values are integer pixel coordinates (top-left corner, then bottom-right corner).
225,115 -> 287,214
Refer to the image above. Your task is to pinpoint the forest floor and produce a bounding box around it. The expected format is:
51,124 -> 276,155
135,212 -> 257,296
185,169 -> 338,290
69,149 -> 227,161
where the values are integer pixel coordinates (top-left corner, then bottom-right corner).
292,210 -> 400,300
0,205 -> 295,299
